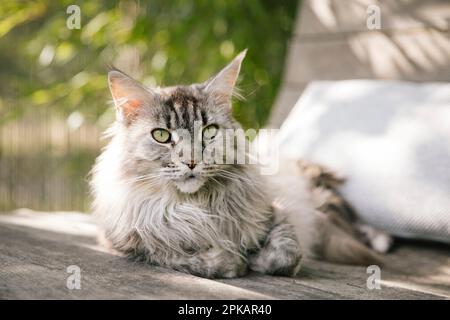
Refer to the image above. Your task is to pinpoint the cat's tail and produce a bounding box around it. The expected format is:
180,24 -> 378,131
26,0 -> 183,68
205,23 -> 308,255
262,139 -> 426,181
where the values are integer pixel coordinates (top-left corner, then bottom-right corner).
273,159 -> 385,267
317,211 -> 385,266
297,159 -> 385,265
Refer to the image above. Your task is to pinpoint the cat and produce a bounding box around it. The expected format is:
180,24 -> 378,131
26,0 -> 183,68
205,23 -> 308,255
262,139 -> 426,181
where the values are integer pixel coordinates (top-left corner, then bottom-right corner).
90,50 -> 392,278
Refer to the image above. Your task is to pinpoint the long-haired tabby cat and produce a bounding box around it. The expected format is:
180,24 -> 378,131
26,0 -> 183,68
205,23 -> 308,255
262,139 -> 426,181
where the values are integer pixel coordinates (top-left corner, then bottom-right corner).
90,50 -> 391,278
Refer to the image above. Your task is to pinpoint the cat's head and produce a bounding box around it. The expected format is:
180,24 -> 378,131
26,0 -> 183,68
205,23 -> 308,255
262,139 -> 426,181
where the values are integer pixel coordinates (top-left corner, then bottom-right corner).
108,50 -> 247,194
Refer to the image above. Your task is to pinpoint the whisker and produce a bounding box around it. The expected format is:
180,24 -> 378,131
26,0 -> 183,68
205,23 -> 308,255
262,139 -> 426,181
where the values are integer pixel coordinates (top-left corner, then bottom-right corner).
120,173 -> 163,186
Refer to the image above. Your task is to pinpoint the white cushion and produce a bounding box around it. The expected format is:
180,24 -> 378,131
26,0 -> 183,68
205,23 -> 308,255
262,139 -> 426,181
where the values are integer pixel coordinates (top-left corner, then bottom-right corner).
277,80 -> 450,243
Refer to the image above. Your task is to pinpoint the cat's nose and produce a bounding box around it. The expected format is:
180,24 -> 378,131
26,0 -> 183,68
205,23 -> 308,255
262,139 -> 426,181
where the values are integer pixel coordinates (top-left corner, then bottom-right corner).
183,160 -> 196,170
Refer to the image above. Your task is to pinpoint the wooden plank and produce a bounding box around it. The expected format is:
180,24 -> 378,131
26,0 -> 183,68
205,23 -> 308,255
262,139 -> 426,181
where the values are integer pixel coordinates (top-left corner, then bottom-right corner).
269,1 -> 450,126
0,211 -> 448,299
295,0 -> 450,36
0,220 -> 270,300
284,29 -> 450,84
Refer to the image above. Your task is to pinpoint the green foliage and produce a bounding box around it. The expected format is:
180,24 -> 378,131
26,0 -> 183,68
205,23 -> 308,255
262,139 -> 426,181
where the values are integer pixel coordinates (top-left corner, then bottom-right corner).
0,0 -> 298,129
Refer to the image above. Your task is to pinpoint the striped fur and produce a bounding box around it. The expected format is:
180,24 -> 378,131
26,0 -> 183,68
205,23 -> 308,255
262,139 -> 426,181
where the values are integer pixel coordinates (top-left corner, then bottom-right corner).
91,52 -> 387,279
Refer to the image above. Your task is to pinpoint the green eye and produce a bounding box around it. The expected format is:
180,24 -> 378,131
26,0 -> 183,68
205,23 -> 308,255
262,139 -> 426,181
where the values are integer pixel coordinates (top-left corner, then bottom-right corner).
203,124 -> 218,140
151,128 -> 171,143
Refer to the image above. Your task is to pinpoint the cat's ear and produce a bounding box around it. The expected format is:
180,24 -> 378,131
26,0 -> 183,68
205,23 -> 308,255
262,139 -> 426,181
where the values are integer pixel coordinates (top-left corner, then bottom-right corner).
108,70 -> 154,123
204,49 -> 247,106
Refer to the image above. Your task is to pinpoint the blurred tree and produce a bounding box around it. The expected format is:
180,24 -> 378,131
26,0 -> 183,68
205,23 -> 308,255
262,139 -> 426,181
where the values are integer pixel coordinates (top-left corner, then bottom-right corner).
0,0 -> 298,129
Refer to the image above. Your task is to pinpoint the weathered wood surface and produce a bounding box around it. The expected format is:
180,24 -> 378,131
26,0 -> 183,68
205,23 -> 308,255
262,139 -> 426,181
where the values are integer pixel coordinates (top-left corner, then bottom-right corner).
0,210 -> 449,299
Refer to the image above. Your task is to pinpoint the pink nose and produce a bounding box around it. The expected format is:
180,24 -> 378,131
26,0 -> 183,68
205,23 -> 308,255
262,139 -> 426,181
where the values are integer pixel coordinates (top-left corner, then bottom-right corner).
186,160 -> 196,170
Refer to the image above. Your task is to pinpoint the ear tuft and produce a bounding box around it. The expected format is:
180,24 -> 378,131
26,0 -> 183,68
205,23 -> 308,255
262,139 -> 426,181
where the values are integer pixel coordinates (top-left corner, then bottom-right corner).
108,70 -> 153,123
204,49 -> 247,106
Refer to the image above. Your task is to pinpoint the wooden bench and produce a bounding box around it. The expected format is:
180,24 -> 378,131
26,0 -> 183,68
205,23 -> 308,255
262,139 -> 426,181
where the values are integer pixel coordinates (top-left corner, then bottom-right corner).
1,209 -> 449,299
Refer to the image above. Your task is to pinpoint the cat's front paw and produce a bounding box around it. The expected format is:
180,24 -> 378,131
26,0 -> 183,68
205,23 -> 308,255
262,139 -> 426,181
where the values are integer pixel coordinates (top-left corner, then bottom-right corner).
249,223 -> 302,277
217,256 -> 248,278
203,248 -> 248,278
175,247 -> 248,279
249,246 -> 302,277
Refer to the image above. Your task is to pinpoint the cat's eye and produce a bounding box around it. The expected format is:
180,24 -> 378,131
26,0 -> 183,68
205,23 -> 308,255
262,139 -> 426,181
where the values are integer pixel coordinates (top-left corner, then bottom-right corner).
202,124 -> 218,140
151,128 -> 171,143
